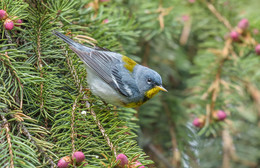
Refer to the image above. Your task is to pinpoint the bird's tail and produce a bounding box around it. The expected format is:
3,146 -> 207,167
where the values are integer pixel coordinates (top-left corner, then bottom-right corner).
53,31 -> 78,47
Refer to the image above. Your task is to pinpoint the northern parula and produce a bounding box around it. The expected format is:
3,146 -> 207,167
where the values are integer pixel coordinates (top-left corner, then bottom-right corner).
53,31 -> 167,107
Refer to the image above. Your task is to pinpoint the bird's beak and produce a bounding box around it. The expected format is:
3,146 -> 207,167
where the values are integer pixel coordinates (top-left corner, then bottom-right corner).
156,85 -> 168,92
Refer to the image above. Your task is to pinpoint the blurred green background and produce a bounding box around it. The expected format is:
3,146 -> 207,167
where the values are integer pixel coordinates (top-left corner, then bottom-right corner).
126,0 -> 260,168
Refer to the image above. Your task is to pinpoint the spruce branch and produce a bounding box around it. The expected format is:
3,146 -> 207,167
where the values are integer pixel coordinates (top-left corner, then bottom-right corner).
65,53 -> 117,156
185,148 -> 199,168
201,39 -> 234,124
85,0 -> 99,19
1,108 -> 55,167
70,97 -> 77,167
69,95 -> 86,168
0,53 -> 24,109
17,119 -> 56,167
35,26 -> 45,118
201,57 -> 223,123
0,112 -> 14,168
88,101 -> 117,156
222,128 -> 257,168
141,42 -> 150,67
204,1 -> 232,30
3,30 -> 24,109
65,51 -> 81,91
147,144 -> 174,168
244,82 -> 260,127
156,4 -> 173,30
221,129 -> 231,168
75,34 -> 97,47
162,100 -> 181,168
180,18 -> 191,46
4,30 -> 14,49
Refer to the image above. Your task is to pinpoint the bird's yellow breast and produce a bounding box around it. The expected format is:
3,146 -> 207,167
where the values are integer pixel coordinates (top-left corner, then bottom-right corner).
124,101 -> 145,108
124,87 -> 163,107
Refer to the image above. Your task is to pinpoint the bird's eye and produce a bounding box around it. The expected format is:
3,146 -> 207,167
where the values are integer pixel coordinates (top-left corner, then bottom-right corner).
147,78 -> 152,84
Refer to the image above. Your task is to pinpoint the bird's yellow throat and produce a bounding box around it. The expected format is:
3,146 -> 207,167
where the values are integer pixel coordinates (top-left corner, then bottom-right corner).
145,86 -> 167,99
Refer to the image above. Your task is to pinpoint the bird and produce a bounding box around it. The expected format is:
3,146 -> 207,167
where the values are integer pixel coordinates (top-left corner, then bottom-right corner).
53,31 -> 167,107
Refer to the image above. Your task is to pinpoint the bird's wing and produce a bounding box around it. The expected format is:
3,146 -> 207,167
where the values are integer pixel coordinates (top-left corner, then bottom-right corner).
69,46 -> 131,97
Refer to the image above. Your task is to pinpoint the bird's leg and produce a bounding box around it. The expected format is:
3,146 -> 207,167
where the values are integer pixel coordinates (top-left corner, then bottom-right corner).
83,88 -> 90,92
100,100 -> 114,111
101,100 -> 108,106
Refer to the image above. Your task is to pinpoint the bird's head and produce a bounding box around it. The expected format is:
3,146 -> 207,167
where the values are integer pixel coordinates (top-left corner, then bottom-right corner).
136,67 -> 167,99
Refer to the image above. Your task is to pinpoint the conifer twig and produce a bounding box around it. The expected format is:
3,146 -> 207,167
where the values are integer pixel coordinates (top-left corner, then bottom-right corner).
222,128 -> 257,167
148,144 -> 174,168
244,81 -> 260,127
162,101 -> 181,167
65,51 -> 81,91
71,97 -> 78,168
202,39 -> 232,119
222,129 -> 231,168
65,53 -> 117,156
180,18 -> 191,46
204,1 -> 232,31
156,4 -> 173,30
36,27 -> 45,118
1,108 -> 56,167
3,32 -> 24,109
141,42 -> 150,67
0,113 -> 14,168
18,121 -> 56,167
91,109 -> 117,156
4,30 -> 14,49
71,99 -> 77,152
85,94 -> 117,156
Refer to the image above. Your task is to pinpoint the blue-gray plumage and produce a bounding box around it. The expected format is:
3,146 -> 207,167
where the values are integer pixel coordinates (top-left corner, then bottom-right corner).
53,31 -> 167,107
